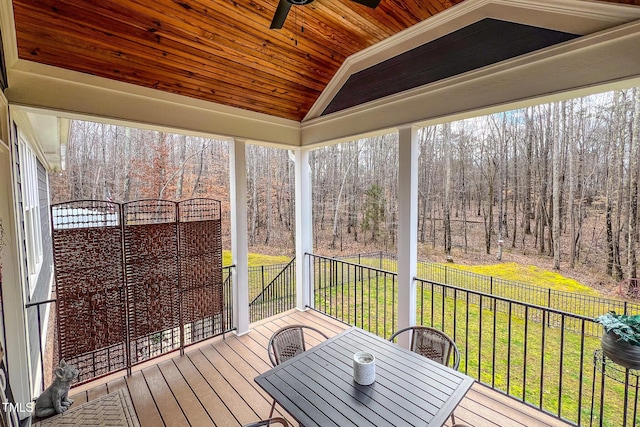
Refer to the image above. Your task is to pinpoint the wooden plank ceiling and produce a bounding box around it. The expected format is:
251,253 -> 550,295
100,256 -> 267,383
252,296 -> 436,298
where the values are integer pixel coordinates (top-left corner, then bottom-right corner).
11,0 -> 640,122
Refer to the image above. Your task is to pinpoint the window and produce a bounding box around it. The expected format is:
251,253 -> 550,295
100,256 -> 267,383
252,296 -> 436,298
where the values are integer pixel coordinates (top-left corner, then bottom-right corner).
18,136 -> 43,295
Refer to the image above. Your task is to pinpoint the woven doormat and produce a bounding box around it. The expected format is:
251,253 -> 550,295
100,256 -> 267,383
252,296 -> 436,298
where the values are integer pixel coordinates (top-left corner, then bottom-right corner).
35,389 -> 140,427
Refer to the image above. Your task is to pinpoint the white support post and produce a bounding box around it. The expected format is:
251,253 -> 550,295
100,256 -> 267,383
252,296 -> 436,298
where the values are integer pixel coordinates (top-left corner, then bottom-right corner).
229,139 -> 250,335
294,148 -> 313,310
0,132 -> 33,419
396,125 -> 419,346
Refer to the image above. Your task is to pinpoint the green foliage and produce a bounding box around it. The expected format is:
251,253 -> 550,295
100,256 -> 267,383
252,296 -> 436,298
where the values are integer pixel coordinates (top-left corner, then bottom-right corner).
222,250 -> 232,266
150,331 -> 164,345
448,262 -> 598,295
594,311 -> 640,346
222,250 -> 291,267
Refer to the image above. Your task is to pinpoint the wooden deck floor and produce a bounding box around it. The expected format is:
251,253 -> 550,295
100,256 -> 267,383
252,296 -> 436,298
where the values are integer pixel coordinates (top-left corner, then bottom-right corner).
66,309 -> 571,427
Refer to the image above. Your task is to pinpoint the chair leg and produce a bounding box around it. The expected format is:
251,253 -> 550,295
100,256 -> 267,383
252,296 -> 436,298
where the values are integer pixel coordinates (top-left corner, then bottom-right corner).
450,411 -> 456,425
269,399 -> 277,418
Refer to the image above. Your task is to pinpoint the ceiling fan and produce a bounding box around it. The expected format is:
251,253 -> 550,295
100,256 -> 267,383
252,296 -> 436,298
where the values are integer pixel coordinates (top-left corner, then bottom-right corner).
270,0 -> 381,30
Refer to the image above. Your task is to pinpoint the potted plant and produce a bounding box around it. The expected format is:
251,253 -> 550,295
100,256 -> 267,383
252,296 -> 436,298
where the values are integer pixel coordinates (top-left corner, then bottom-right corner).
594,311 -> 640,370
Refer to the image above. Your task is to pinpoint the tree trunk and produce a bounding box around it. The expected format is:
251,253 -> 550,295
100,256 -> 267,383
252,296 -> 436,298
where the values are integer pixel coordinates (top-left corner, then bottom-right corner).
331,143 -> 360,249
190,140 -> 206,197
511,121 -> 518,249
568,100 -> 577,268
443,123 -> 452,257
628,88 -> 639,279
175,135 -> 186,200
523,108 -> 534,235
552,102 -> 561,270
264,148 -> 272,245
613,92 -> 625,280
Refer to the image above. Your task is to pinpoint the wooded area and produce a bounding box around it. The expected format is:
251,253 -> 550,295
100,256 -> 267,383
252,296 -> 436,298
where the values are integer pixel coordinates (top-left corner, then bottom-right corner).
50,88 -> 640,290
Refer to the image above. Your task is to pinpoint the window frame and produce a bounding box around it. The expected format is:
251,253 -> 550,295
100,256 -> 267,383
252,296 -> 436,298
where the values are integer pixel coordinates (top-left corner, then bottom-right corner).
18,134 -> 43,297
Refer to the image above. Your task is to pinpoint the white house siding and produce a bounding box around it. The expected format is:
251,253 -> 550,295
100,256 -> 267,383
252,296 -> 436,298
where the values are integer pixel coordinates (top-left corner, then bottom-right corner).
2,122 -> 55,419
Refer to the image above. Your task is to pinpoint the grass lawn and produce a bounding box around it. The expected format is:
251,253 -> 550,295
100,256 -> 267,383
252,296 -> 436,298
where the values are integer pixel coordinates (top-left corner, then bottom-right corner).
222,250 -> 291,267
448,262 -> 600,295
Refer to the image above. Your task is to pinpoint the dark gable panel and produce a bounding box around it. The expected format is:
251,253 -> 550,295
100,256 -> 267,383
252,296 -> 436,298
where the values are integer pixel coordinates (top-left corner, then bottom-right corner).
322,18 -> 580,116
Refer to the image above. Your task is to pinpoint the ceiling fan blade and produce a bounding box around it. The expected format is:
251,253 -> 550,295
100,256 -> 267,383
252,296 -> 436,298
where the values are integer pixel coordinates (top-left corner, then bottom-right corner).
351,0 -> 381,8
270,0 -> 292,29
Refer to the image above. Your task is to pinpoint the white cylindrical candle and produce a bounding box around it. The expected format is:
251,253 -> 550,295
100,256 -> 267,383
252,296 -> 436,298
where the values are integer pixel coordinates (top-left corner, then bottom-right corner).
353,351 -> 376,385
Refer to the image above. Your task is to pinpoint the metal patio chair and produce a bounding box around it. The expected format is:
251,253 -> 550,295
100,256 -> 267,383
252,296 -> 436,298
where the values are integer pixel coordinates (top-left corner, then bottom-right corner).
389,325 -> 462,424
243,417 -> 290,427
266,325 -> 329,417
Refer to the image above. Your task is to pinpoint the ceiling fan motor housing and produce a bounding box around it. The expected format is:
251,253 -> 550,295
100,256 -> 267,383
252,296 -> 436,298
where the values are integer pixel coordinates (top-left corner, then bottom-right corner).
271,0 -> 379,29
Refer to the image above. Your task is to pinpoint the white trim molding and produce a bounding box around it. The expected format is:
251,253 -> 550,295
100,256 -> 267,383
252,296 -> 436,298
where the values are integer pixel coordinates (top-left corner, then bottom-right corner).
5,61 -> 301,148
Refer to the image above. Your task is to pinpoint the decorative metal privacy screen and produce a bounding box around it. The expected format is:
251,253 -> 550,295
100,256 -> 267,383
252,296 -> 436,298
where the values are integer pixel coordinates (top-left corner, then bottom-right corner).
51,198 -> 223,382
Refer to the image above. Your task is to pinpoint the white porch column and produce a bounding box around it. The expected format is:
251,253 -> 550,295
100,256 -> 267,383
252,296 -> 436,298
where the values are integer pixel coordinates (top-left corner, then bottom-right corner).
0,133 -> 33,419
396,125 -> 419,341
229,139 -> 250,335
294,148 -> 312,310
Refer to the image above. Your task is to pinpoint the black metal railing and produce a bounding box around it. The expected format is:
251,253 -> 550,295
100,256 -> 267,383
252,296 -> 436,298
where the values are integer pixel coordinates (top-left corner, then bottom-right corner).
335,251 -> 640,322
414,278 -> 639,427
222,265 -> 234,333
422,263 -> 640,319
24,298 -> 57,392
307,253 -> 397,339
248,258 -> 296,322
306,254 -> 639,427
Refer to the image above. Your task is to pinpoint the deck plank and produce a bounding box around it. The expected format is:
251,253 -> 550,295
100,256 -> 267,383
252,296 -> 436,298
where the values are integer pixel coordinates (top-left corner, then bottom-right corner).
70,309 -> 573,427
450,389 -> 526,427
124,370 -> 164,427
189,349 -> 258,425
460,383 -> 570,427
85,383 -> 108,401
106,376 -> 128,394
142,364 -> 189,426
199,343 -> 275,420
156,359 -> 214,427
222,335 -> 296,423
173,352 -> 239,427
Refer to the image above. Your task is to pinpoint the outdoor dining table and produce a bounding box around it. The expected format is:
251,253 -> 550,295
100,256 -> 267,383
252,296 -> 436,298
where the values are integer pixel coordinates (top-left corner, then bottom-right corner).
254,326 -> 474,427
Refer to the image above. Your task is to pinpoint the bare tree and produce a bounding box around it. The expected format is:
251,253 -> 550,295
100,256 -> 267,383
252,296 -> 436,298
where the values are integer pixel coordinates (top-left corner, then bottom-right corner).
628,88 -> 639,279
552,102 -> 562,269
443,123 -> 452,257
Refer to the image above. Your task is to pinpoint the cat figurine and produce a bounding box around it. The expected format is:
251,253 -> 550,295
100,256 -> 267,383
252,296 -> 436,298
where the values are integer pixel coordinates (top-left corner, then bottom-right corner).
34,360 -> 79,418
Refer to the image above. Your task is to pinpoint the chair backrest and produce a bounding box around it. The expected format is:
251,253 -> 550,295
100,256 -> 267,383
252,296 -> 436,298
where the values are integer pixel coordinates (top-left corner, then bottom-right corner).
268,325 -> 329,366
389,326 -> 460,370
